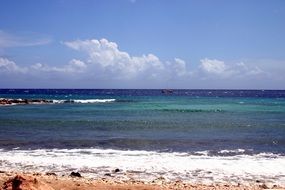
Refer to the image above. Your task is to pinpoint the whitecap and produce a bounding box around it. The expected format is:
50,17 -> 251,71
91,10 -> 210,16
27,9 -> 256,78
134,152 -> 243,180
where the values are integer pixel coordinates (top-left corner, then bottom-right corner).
219,149 -> 246,154
51,99 -> 116,104
73,99 -> 116,103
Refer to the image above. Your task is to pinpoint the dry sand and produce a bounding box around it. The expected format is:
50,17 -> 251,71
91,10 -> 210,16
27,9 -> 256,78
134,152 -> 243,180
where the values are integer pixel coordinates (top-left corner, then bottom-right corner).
0,171 -> 284,190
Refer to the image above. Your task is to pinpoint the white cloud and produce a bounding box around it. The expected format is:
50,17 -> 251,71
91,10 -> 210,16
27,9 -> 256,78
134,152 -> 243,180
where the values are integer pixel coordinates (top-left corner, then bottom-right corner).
0,37 -> 192,88
234,62 -> 265,76
1,37 -> 282,89
171,58 -> 189,77
3,38 -> 192,81
64,38 -> 168,79
30,63 -> 56,72
199,58 -> 266,78
200,58 -> 227,74
30,59 -> 87,74
0,57 -> 26,73
68,59 -> 87,70
0,57 -> 86,77
0,30 -> 51,48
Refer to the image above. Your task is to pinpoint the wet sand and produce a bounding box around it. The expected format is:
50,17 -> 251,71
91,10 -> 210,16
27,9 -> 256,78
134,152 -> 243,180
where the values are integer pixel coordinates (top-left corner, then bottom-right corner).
0,171 -> 283,190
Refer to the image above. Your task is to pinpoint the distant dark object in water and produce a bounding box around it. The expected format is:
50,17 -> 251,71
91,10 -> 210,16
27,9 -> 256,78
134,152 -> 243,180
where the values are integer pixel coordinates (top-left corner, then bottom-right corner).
161,89 -> 173,94
70,172 -> 82,177
113,168 -> 120,173
104,173 -> 112,177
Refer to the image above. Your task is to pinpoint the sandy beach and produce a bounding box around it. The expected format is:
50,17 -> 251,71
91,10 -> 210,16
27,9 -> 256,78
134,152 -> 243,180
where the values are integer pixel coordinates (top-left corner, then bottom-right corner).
0,171 -> 284,190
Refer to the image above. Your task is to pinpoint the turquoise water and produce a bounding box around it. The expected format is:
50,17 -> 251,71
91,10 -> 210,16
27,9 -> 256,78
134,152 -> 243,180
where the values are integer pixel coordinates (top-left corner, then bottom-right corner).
0,89 -> 284,155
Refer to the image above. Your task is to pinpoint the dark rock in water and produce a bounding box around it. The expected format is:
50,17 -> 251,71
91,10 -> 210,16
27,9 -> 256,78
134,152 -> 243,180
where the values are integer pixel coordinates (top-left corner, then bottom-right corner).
104,173 -> 112,177
113,168 -> 120,173
45,172 -> 57,176
0,98 -> 55,106
31,99 -> 41,103
259,184 -> 268,189
70,172 -> 82,177
12,99 -> 20,104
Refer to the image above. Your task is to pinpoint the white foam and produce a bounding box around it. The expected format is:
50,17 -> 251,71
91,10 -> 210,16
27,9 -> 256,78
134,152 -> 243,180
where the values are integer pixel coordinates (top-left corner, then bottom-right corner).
52,100 -> 66,104
0,148 -> 284,186
73,99 -> 116,103
52,99 -> 116,104
219,149 -> 246,154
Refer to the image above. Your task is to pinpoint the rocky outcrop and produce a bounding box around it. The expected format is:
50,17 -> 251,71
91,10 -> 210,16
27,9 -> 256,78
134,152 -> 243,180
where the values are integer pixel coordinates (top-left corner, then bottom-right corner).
69,172 -> 82,178
0,98 -> 53,106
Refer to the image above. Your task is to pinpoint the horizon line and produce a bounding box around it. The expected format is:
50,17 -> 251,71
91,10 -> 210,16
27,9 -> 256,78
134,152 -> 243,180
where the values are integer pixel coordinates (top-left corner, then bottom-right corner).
0,88 -> 285,91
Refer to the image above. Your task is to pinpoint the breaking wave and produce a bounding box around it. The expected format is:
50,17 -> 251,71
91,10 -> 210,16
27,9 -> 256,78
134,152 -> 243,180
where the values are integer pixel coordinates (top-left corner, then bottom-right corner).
0,148 -> 284,186
52,99 -> 116,104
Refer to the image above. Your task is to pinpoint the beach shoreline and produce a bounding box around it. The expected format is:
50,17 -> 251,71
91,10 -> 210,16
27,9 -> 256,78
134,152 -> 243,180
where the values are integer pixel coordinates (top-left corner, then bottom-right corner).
0,171 -> 282,190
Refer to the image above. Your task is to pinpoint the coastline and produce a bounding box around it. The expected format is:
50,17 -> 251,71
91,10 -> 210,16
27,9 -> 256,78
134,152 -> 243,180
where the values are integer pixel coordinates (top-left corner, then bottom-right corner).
0,171 -> 282,190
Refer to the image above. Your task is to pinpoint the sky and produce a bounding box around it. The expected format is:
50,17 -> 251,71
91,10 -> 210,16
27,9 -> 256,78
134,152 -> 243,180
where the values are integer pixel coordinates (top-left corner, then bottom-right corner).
0,0 -> 285,89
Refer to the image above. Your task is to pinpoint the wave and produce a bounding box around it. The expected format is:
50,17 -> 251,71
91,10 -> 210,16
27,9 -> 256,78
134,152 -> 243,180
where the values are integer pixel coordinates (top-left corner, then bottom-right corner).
219,149 -> 246,154
160,108 -> 223,113
52,99 -> 116,104
0,148 -> 284,186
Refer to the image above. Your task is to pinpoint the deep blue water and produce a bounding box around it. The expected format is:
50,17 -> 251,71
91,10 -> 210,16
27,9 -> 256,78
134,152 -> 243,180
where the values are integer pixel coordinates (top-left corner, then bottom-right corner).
0,89 -> 285,155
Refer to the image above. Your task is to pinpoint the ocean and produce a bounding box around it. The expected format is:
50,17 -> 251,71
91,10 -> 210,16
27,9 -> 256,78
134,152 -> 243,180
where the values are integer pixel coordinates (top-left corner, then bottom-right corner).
0,89 -> 285,185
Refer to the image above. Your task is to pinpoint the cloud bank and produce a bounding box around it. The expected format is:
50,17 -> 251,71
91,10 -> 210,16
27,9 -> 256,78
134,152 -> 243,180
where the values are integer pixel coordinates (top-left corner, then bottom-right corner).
0,38 -> 283,89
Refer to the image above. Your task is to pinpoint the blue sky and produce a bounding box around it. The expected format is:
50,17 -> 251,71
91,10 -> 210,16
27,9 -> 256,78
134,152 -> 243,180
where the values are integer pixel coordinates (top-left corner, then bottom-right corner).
0,0 -> 285,89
